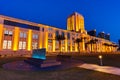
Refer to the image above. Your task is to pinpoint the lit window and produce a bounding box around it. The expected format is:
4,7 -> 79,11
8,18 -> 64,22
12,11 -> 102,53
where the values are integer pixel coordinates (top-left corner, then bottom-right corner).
8,41 -> 12,49
2,40 -> 12,49
48,45 -> 52,51
4,30 -> 13,36
19,41 -> 26,49
23,42 -> 26,49
19,41 -> 22,49
32,42 -> 38,49
3,40 -> 7,49
9,31 -> 13,35
48,39 -> 52,43
4,30 -> 9,35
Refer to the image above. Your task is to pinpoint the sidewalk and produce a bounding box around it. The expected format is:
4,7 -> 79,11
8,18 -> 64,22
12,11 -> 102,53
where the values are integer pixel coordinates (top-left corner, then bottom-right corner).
78,63 -> 120,76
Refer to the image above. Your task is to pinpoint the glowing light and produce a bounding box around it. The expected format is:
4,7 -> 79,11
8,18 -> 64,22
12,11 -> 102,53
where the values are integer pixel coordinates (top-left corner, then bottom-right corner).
99,55 -> 102,59
13,27 -> 19,51
43,31 -> 48,51
27,30 -> 32,51
32,48 -> 46,60
38,31 -> 43,49
0,24 -> 3,50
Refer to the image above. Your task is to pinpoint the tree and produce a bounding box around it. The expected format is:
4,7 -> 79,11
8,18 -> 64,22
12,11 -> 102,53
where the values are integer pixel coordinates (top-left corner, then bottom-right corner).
103,43 -> 110,52
75,38 -> 82,52
55,35 -> 65,52
86,39 -> 98,52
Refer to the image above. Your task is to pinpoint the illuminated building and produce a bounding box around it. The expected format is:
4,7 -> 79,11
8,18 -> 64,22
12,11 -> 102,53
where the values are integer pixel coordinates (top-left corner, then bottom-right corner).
0,12 -> 118,57
67,12 -> 86,33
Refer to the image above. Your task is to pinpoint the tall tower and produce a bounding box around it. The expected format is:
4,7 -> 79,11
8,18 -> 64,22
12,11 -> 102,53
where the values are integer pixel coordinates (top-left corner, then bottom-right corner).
67,12 -> 85,32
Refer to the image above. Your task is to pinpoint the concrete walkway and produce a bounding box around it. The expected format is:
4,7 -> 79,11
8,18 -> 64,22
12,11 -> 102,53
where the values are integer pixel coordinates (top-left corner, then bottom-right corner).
78,63 -> 120,76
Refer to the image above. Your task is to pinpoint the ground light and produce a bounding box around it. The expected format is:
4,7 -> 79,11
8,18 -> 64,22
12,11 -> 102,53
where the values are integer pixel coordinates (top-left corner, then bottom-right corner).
98,55 -> 103,66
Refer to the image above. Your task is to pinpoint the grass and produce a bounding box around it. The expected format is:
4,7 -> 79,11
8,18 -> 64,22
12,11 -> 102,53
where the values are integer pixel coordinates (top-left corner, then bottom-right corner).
0,55 -> 120,80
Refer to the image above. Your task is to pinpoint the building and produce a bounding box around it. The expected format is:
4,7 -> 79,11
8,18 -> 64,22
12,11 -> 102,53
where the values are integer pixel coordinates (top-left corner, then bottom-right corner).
98,32 -> 105,39
105,33 -> 110,40
87,29 -> 96,37
0,12 -> 118,57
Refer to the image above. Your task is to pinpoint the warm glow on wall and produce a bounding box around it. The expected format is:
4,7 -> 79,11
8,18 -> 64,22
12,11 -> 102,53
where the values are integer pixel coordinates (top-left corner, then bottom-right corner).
13,27 -> 19,51
0,24 -> 3,50
52,33 -> 55,52
27,30 -> 32,51
43,31 -> 48,51
38,31 -> 43,49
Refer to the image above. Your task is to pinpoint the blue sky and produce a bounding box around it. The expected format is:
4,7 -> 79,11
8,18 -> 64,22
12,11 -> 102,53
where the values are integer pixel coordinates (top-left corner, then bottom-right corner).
0,0 -> 120,43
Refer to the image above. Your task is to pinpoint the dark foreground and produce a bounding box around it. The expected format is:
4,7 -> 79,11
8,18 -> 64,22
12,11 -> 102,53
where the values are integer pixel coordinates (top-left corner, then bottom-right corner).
0,54 -> 120,80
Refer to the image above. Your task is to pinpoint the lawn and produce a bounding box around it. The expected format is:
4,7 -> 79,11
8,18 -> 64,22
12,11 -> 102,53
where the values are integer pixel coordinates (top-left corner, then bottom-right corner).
0,55 -> 120,80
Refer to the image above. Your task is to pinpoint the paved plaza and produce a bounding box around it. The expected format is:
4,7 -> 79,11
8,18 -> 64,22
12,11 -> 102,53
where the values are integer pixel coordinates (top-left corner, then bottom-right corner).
78,63 -> 120,76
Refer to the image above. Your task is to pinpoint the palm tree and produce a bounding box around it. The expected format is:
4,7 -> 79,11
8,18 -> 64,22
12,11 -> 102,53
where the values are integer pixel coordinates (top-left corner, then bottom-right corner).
86,39 -> 98,52
103,43 -> 109,52
75,38 -> 82,52
55,34 -> 65,53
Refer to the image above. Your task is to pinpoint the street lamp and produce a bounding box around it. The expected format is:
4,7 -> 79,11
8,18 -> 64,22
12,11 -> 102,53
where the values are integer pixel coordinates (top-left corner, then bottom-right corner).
98,55 -> 103,66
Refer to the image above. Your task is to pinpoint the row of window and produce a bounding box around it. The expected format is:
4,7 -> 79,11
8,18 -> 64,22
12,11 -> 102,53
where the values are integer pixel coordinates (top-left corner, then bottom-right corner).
4,30 -> 13,36
3,40 -> 38,50
4,30 -> 39,39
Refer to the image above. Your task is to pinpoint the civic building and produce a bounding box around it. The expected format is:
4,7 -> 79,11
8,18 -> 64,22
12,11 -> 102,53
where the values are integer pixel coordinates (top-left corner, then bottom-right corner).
0,12 -> 118,56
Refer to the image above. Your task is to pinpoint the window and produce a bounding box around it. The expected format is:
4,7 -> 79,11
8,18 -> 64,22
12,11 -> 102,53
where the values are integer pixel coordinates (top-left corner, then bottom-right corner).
19,41 -> 26,49
4,30 -> 13,36
42,28 -> 44,32
48,28 -> 52,32
62,32 -> 64,36
20,32 -> 27,38
32,34 -> 38,39
48,34 -> 52,38
62,41 -> 64,44
8,41 -> 12,49
32,42 -> 38,49
20,32 -> 23,38
48,45 -> 52,51
9,31 -> 13,36
67,33 -> 70,39
3,40 -> 12,49
55,31 -> 59,36
3,40 -> 7,49
48,39 -> 52,43
4,30 -> 9,35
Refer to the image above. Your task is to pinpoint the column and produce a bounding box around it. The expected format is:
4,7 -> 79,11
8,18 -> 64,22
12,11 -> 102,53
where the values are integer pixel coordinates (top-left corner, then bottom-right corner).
13,27 -> 19,51
43,31 -> 48,51
81,38 -> 85,52
75,41 -> 78,52
52,33 -> 55,52
27,30 -> 32,51
38,31 -> 43,49
70,35 -> 72,52
65,34 -> 68,52
0,24 -> 3,50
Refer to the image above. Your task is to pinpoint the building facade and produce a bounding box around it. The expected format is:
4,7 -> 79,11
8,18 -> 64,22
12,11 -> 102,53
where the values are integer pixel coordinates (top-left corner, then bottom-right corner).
0,12 -> 118,56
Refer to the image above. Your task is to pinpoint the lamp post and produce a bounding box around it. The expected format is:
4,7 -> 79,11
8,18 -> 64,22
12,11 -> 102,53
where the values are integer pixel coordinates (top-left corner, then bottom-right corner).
98,55 -> 103,66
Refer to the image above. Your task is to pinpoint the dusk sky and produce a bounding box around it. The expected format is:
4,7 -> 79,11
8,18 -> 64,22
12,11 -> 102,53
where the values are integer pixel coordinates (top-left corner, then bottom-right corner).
0,0 -> 120,43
